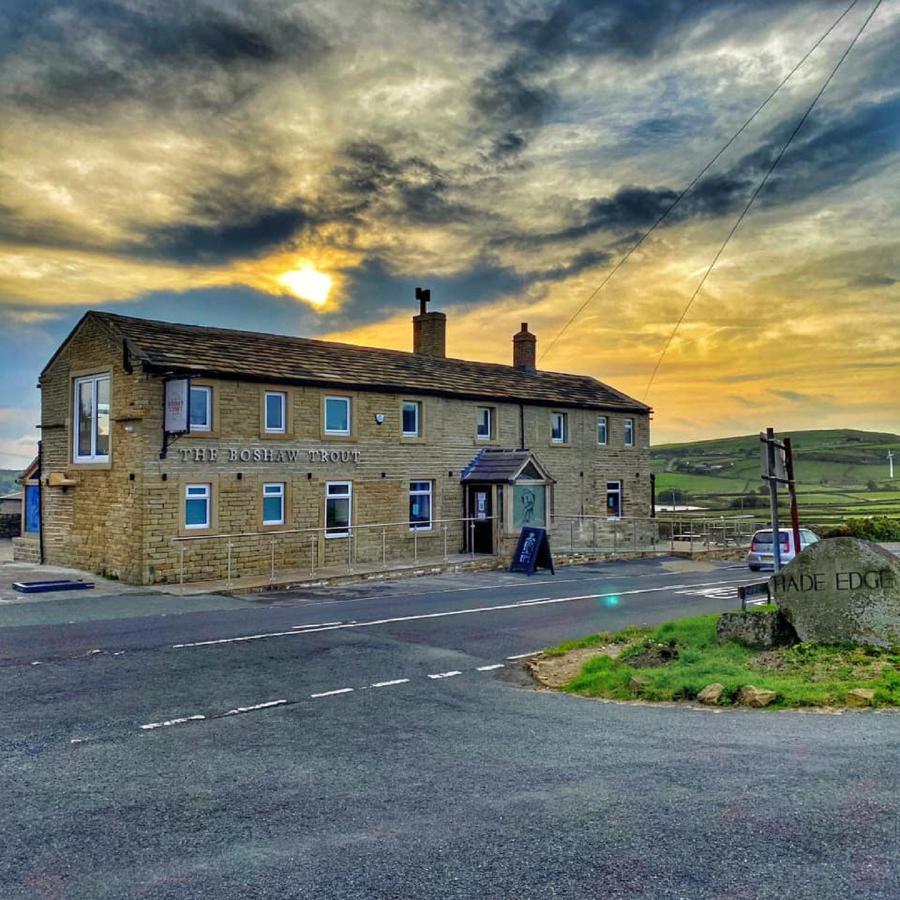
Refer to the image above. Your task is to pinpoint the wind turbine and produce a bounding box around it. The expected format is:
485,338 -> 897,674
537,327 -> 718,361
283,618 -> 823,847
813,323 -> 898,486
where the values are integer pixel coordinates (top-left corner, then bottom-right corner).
889,449 -> 895,479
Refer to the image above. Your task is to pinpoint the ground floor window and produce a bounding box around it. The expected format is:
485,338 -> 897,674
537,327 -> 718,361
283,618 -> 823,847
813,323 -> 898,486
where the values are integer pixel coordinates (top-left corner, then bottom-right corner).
185,484 -> 211,529
512,483 -> 546,529
409,480 -> 433,530
606,481 -> 622,518
262,482 -> 285,525
325,481 -> 352,538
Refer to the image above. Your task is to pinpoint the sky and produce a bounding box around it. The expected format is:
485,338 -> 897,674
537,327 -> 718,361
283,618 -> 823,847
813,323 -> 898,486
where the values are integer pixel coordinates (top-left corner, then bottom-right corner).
1,0 -> 898,468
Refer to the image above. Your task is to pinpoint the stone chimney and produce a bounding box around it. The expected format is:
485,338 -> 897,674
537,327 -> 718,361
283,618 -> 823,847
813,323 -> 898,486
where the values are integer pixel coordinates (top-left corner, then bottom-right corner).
513,322 -> 536,370
412,287 -> 446,358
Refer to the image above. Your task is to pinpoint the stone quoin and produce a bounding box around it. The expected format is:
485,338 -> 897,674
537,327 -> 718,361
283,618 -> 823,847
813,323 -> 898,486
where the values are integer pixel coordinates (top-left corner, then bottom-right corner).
14,299 -> 652,584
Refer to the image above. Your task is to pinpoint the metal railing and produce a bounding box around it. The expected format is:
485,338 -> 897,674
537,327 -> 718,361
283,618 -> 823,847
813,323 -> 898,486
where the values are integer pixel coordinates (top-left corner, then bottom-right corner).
170,515 -> 496,586
551,514 -> 764,555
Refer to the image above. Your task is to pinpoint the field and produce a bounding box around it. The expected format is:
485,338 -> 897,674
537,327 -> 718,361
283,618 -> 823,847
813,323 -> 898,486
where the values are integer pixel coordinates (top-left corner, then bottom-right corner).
652,429 -> 900,528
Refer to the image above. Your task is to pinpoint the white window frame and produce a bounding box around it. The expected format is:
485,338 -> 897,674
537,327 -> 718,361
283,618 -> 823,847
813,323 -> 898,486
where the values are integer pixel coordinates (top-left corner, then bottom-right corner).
264,391 -> 287,434
324,396 -> 351,436
624,417 -> 635,447
597,416 -> 608,446
262,482 -> 285,526
184,484 -> 211,530
550,412 -> 567,444
73,373 -> 111,463
409,480 -> 433,532
606,481 -> 622,520
190,385 -> 212,432
402,401 -> 421,438
325,481 -> 352,538
476,406 -> 493,441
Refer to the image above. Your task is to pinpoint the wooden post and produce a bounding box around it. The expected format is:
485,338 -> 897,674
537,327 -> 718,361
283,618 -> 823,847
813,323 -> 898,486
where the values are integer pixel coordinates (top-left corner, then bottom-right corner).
783,436 -> 802,556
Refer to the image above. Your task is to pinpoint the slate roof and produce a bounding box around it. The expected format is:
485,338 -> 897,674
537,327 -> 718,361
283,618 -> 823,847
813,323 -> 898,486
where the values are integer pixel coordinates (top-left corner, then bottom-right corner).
57,311 -> 650,413
461,449 -> 555,483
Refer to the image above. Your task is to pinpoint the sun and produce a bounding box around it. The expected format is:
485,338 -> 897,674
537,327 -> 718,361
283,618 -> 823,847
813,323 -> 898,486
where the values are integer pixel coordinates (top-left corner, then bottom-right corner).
277,265 -> 333,306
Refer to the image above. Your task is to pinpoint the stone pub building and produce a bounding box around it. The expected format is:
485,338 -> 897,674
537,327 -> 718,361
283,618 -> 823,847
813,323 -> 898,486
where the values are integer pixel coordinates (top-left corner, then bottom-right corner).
14,297 -> 652,584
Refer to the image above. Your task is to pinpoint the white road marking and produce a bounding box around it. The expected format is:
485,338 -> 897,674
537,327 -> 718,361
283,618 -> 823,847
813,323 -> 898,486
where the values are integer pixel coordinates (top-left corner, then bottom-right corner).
292,621 -> 341,629
427,670 -> 461,679
222,699 -> 287,716
476,664 -> 505,671
506,651 -> 542,660
371,678 -> 410,688
173,576 -> 752,650
140,714 -> 206,731
310,688 -> 354,698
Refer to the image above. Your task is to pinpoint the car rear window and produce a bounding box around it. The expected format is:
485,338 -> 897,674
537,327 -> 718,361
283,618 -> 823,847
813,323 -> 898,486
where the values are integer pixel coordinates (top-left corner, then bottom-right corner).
753,532 -> 789,544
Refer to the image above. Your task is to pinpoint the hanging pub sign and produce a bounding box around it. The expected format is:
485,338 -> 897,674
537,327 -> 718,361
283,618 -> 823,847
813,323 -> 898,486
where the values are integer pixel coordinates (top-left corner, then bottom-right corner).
164,378 -> 190,434
510,526 -> 555,576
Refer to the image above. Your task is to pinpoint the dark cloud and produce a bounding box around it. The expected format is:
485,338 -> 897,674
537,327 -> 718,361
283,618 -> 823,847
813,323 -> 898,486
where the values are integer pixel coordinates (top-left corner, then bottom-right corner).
329,141 -> 481,226
1,0 -> 327,117
139,207 -> 308,264
850,274 -> 897,289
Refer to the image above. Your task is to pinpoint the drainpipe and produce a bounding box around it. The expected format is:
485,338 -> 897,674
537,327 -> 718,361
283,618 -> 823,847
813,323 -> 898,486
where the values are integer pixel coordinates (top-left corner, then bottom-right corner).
518,403 -> 525,450
37,439 -> 45,564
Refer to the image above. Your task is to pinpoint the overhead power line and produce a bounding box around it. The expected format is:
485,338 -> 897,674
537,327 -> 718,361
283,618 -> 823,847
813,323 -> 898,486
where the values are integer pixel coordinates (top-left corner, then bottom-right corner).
538,0 -> 862,364
643,0 -> 883,401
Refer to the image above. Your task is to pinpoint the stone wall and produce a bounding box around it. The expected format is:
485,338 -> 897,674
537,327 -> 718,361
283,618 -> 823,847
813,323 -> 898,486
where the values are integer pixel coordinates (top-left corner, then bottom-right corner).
38,321 -> 651,584
0,513 -> 20,538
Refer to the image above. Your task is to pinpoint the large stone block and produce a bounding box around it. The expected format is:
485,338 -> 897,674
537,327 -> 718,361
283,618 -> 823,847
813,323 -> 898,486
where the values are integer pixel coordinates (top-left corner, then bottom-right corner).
771,538 -> 900,647
716,610 -> 797,649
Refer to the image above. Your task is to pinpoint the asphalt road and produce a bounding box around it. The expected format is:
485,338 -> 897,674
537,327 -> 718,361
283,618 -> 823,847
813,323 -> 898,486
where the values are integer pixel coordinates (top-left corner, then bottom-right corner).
1,557 -> 897,899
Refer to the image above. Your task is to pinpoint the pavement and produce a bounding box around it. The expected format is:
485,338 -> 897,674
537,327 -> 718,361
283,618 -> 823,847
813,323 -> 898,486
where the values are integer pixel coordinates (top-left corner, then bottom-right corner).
1,556 -> 897,899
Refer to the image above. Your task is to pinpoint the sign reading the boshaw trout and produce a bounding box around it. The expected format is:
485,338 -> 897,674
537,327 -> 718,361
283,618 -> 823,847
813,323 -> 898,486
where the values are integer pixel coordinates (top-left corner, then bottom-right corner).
770,537 -> 900,647
176,446 -> 361,464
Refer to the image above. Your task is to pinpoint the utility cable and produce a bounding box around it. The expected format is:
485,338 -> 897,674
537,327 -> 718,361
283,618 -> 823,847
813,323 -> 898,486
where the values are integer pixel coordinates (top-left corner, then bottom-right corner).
643,0 -> 883,401
538,0 -> 862,364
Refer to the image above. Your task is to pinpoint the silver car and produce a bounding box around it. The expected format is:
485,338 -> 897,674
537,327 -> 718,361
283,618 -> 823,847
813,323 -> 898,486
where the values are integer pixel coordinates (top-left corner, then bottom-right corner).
746,528 -> 819,571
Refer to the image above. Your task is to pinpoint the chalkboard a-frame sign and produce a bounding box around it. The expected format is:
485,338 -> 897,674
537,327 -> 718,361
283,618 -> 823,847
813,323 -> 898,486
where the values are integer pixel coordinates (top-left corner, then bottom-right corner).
510,527 -> 555,576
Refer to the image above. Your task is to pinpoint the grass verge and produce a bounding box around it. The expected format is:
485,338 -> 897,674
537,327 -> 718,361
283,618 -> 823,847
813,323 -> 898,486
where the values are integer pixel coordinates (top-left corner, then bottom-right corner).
552,614 -> 900,709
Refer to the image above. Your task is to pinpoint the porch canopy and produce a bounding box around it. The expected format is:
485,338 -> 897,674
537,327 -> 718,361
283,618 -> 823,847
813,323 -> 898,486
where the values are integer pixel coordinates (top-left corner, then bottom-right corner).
461,449 -> 554,531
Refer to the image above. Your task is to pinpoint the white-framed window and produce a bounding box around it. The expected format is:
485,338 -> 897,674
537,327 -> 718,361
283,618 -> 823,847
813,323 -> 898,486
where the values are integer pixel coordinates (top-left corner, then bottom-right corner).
606,481 -> 622,519
324,396 -> 351,435
73,373 -> 110,463
402,401 -> 421,437
325,481 -> 352,538
550,412 -> 567,444
264,391 -> 286,433
185,484 -> 211,529
409,480 -> 433,531
624,417 -> 635,447
476,406 -> 493,440
262,482 -> 285,525
597,416 -> 608,446
190,385 -> 212,432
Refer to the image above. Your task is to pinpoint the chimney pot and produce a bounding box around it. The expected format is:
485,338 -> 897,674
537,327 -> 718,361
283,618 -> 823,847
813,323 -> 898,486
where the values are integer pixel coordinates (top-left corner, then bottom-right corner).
513,322 -> 537,370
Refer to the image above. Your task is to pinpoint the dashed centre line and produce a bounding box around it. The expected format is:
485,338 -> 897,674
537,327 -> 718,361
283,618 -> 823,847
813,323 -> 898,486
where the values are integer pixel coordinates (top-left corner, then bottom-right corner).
310,688 -> 355,699
371,678 -> 410,688
427,670 -> 461,679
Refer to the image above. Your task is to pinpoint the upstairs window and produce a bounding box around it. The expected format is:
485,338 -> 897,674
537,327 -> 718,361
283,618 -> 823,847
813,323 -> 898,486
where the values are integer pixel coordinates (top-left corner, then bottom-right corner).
476,406 -> 493,440
624,417 -> 635,447
409,480 -> 433,531
264,391 -> 286,434
597,416 -> 608,446
325,481 -> 352,538
402,401 -> 421,437
262,482 -> 285,525
190,385 -> 212,432
73,373 -> 110,463
324,396 -> 351,435
550,412 -> 567,444
185,484 -> 211,529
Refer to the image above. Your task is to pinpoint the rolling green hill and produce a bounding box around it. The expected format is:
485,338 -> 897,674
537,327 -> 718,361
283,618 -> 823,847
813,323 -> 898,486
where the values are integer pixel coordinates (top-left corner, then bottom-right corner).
0,469 -> 22,496
651,429 -> 900,524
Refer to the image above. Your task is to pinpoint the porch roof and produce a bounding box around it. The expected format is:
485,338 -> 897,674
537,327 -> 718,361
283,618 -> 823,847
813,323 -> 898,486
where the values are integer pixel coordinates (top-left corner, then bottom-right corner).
461,449 -> 554,483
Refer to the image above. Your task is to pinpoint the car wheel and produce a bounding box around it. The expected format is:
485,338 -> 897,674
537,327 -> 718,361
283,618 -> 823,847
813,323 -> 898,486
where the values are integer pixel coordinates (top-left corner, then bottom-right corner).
749,565 -> 761,572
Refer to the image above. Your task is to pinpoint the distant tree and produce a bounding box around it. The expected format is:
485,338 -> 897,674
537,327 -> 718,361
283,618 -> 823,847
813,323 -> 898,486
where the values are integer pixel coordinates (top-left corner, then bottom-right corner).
866,479 -> 878,491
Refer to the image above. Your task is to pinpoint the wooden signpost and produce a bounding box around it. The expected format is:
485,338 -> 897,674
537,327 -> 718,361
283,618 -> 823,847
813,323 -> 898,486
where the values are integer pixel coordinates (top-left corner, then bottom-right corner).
510,527 -> 555,576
